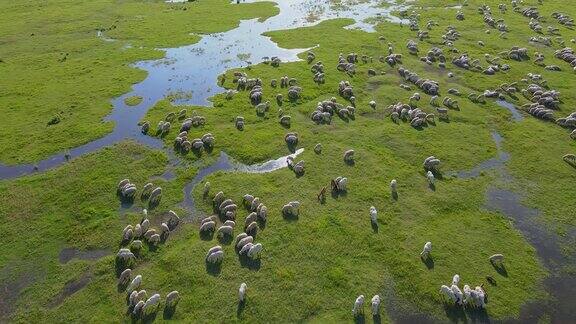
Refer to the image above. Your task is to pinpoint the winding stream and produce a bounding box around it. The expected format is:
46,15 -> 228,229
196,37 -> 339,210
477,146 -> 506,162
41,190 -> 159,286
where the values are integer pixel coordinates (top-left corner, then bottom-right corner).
0,0 -> 404,180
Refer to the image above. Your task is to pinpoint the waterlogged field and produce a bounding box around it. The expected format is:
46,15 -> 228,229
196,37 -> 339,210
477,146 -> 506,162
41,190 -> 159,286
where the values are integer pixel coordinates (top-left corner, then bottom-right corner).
0,0 -> 575,323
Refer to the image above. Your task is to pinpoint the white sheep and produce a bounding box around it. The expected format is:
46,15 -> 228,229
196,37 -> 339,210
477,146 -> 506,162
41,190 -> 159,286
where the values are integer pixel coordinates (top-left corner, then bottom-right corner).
245,221 -> 258,235
134,223 -> 142,238
143,229 -> 156,241
142,294 -> 161,315
369,206 -> 377,223
166,291 -> 180,308
149,234 -> 161,246
440,285 -> 457,302
206,245 -> 222,258
426,170 -> 435,184
133,300 -> 145,316
217,225 -> 234,237
474,286 -> 486,308
489,253 -> 504,265
200,220 -> 216,233
371,295 -> 381,315
245,212 -> 257,227
239,242 -> 254,255
390,179 -> 397,194
352,295 -> 365,316
235,233 -> 248,246
421,242 -> 432,259
247,243 -> 263,259
127,275 -> 142,293
237,236 -> 254,250
206,250 -> 224,263
118,268 -> 132,286
452,274 -> 460,286
223,220 -> 236,228
451,284 -> 464,305
239,283 -> 247,302
131,240 -> 143,251
141,218 -> 150,233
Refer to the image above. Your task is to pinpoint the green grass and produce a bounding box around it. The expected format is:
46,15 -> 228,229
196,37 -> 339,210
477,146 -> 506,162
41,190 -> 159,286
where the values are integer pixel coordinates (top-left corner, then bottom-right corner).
124,95 -> 143,107
1,0 -> 576,322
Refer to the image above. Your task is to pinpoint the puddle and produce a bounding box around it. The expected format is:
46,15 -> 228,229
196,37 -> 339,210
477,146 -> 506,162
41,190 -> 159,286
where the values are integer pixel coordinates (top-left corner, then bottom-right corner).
47,273 -> 92,308
58,248 -> 111,264
0,270 -> 36,321
447,131 -> 511,179
181,149 -> 304,214
496,100 -> 524,122
0,0 -> 405,180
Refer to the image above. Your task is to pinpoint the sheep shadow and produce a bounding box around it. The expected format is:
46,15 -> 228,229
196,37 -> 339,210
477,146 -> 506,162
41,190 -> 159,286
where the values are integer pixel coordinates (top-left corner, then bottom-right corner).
205,261 -> 222,276
282,212 -> 299,222
491,263 -> 508,277
372,314 -> 382,324
371,221 -> 379,233
443,304 -> 467,323
391,192 -> 398,201
344,159 -> 355,166
428,183 -> 436,191
238,255 -> 261,271
421,256 -> 434,270
286,143 -> 297,153
115,260 -> 133,277
200,230 -> 215,241
257,218 -> 267,230
353,313 -> 366,324
148,199 -> 160,210
163,305 -> 177,319
331,190 -> 347,199
236,300 -> 246,318
141,310 -> 159,324
217,234 -> 233,245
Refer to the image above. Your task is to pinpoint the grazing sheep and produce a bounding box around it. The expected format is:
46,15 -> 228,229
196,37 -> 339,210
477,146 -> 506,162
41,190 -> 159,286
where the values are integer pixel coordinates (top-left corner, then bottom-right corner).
149,234 -> 161,246
343,149 -> 355,163
426,171 -> 435,185
201,215 -> 218,226
149,187 -> 162,204
489,253 -> 504,265
140,217 -> 150,232
285,132 -> 298,146
452,274 -> 460,286
235,233 -> 248,246
314,143 -> 322,154
237,235 -> 254,250
165,291 -> 180,309
133,300 -> 145,316
117,248 -> 135,263
423,156 -> 441,172
247,243 -> 263,259
451,285 -> 464,305
440,285 -> 457,303
352,295 -> 365,316
127,275 -> 142,293
369,206 -> 377,224
131,240 -> 143,251
390,179 -> 397,194
206,245 -> 222,259
421,241 -> 432,259
239,283 -> 247,302
118,268 -> 132,286
142,183 -> 154,197
370,295 -> 381,315
282,201 -> 300,217
142,294 -> 161,315
200,221 -> 216,233
122,225 -> 134,242
563,154 -> 576,167
239,242 -> 254,255
217,225 -> 234,237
